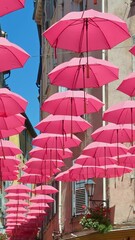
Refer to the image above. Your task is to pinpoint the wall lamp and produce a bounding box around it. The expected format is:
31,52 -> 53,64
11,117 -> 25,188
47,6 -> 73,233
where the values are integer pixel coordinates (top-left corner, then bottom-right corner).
85,181 -> 109,208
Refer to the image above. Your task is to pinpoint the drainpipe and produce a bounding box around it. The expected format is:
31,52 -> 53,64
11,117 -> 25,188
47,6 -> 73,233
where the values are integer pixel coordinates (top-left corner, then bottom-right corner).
102,0 -> 107,205
58,181 -> 62,234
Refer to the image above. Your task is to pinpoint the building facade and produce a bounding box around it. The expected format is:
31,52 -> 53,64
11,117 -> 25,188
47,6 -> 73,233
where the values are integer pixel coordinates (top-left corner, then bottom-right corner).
34,0 -> 135,239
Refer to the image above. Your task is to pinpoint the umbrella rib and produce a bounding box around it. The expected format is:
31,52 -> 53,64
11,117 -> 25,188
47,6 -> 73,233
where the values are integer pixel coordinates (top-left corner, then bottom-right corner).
88,18 -> 129,49
52,20 -> 81,49
2,46 -> 25,68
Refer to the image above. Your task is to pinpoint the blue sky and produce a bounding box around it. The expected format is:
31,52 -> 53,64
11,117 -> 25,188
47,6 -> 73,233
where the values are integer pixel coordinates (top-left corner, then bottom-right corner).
0,0 -> 40,130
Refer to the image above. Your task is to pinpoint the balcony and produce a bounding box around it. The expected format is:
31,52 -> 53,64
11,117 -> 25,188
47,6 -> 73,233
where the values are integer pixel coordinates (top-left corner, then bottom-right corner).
33,0 -> 42,25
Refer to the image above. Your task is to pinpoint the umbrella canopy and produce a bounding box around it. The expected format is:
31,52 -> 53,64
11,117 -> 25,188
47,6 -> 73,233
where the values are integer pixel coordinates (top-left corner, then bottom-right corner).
5,193 -> 30,200
5,200 -> 29,207
18,173 -> 51,184
0,126 -> 25,139
75,155 -> 118,166
0,171 -> 18,181
0,37 -> 29,72
129,45 -> 135,56
44,9 -> 130,52
25,158 -> 65,169
117,153 -> 135,168
32,185 -> 58,195
48,57 -> 119,89
27,210 -> 47,216
55,168 -> 101,181
69,164 -> 132,179
28,203 -> 50,210
30,195 -> 54,203
117,72 -> 135,97
0,157 -> 20,168
91,123 -> 135,143
128,145 -> 135,154
41,90 -> 103,115
82,142 -> 128,157
5,184 -> 31,194
23,166 -> 61,175
0,0 -> 25,16
0,139 -> 22,156
29,147 -> 72,160
6,214 -> 26,219
103,100 -> 135,124
32,133 -> 81,149
6,207 -> 27,214
0,88 -> 28,117
0,114 -> 25,130
35,115 -> 92,134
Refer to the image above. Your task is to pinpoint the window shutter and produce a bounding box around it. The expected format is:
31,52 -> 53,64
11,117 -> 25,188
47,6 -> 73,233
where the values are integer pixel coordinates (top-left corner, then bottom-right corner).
46,0 -> 54,21
72,181 -> 88,216
75,188 -> 86,215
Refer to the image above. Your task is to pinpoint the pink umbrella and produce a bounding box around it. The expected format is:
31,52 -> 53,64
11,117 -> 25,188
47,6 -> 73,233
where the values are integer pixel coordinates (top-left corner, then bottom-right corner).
6,214 -> 26,219
129,45 -> 135,56
29,147 -> 73,160
18,173 -> 51,184
41,90 -> 103,115
91,123 -> 135,143
55,167 -> 104,181
82,142 -> 128,157
27,210 -> 47,216
0,38 -> 30,72
6,218 -> 26,223
44,9 -> 130,53
32,133 -> 81,149
0,88 -> 28,117
32,185 -> 58,195
117,72 -> 135,97
25,158 -> 65,169
28,203 -> 50,210
75,155 -> 117,166
103,100 -> 135,124
128,145 -> 135,154
6,218 -> 26,224
5,200 -> 29,207
6,223 -> 21,226
0,0 -> 25,16
117,153 -> 135,168
35,115 -> 92,134
6,207 -> 27,214
5,184 -> 31,194
0,114 -> 25,130
30,195 -> 54,203
0,126 -> 25,139
69,163 -> 132,179
47,57 -> 119,89
0,139 -> 22,156
1,171 -> 18,181
23,166 -> 61,175
0,156 -> 20,168
5,193 -> 30,200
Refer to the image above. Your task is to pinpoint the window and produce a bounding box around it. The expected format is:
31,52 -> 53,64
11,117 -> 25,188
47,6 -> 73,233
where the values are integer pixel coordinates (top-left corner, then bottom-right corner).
72,179 -> 94,216
71,0 -> 86,11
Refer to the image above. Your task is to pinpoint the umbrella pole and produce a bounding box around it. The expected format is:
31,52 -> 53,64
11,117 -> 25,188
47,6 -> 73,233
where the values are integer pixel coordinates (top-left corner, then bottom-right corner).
83,65 -> 87,114
71,98 -> 73,138
86,18 -> 89,78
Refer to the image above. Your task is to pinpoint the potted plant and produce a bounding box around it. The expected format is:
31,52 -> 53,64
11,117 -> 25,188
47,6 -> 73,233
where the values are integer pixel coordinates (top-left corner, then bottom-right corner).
0,233 -> 7,240
80,205 -> 113,233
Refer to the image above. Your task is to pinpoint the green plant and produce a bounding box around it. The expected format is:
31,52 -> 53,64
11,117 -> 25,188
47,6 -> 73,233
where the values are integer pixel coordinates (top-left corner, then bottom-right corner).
0,233 -> 7,240
80,205 -> 113,233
